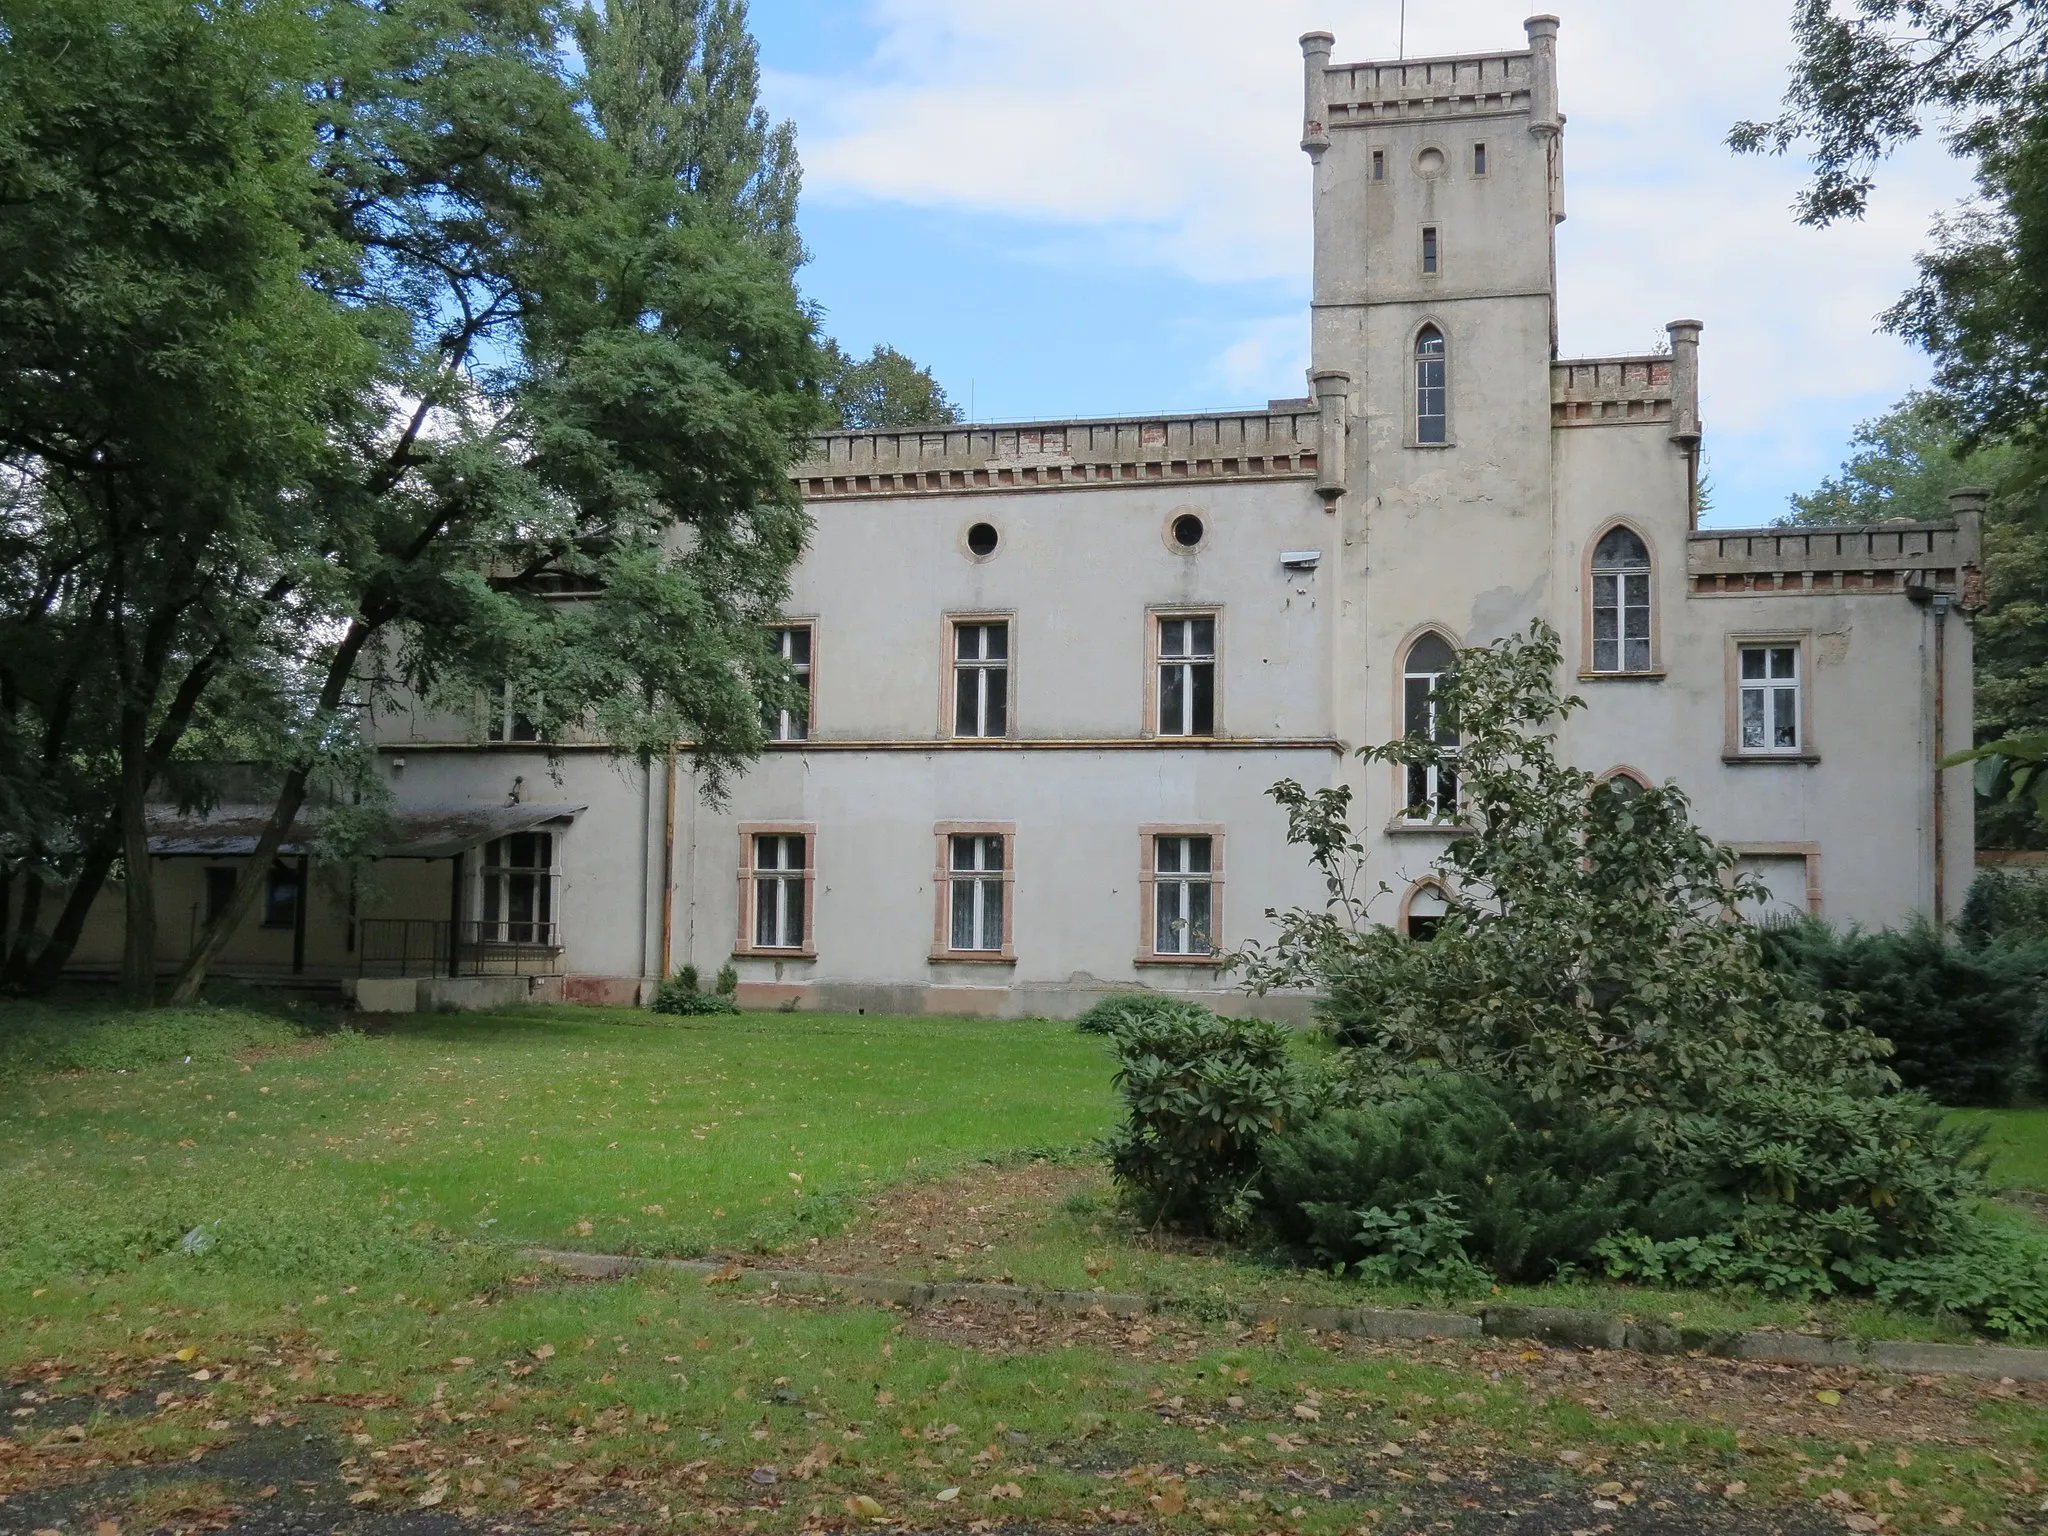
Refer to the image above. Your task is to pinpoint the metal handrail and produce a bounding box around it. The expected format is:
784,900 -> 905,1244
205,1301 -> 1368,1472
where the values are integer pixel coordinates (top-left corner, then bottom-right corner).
357,919 -> 562,977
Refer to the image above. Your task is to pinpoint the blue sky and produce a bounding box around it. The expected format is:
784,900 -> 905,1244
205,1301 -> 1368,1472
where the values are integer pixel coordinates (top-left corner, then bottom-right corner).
750,1 -> 1974,529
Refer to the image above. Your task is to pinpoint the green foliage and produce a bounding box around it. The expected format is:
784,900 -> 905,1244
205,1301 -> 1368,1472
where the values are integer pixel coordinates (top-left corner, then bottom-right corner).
0,1003 -> 308,1076
1259,1074 -> 1727,1285
1782,393 -> 2015,525
1241,621 -> 2016,1307
1074,991 -> 1211,1037
1961,865 -> 2048,944
1760,917 -> 2048,1106
818,341 -> 961,430
651,963 -> 739,1015
1099,1004 -> 1329,1235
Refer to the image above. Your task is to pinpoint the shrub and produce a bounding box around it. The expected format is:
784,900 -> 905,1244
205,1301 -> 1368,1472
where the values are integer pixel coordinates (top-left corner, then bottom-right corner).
1260,1074 -> 1728,1284
1960,865 -> 2048,946
1238,621 -> 2002,1305
1760,917 -> 2048,1105
1075,991 -> 1211,1036
1101,1003 -> 1329,1234
651,964 -> 739,1016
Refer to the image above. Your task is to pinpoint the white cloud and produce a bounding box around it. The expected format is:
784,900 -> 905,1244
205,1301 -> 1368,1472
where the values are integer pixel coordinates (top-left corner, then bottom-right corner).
765,0 -> 1978,516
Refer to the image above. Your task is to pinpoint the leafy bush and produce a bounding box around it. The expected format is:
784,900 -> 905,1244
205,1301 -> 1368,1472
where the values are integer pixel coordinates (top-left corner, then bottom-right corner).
1760,917 -> 2048,1105
651,964 -> 740,1016
1260,1073 -> 1728,1284
1076,991 -> 1211,1036
0,1003 -> 308,1076
1237,621 -> 2009,1310
1100,1003 -> 1329,1234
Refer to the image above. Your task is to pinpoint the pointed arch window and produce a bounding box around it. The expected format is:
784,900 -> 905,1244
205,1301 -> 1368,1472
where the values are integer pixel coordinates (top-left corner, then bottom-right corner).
1401,631 -> 1459,820
1415,326 -> 1447,444
1590,526 -> 1653,674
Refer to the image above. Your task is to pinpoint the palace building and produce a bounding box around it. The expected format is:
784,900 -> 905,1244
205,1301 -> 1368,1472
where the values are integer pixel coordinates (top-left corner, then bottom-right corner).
87,17 -> 1983,1013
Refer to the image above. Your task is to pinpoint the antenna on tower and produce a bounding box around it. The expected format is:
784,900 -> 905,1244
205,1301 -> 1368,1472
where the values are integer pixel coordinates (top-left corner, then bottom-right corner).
1398,0 -> 1406,58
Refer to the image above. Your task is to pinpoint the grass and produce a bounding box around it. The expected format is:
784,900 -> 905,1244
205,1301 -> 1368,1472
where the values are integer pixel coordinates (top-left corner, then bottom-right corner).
2,1001 -> 2047,1536
1956,1107 -> 2048,1191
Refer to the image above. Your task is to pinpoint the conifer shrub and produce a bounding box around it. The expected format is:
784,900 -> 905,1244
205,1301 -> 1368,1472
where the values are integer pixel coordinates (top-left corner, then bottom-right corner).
1960,865 -> 2048,946
1258,1073 -> 1728,1284
1760,917 -> 2048,1106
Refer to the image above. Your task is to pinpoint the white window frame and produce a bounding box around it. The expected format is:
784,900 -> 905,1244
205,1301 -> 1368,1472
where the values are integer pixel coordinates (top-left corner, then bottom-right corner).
1400,633 -> 1460,823
932,823 -> 1016,963
948,617 -> 1011,739
1139,827 -> 1224,964
1737,642 -> 1804,756
1414,326 -> 1448,445
490,682 -> 541,743
1153,612 -> 1218,738
734,824 -> 816,956
1587,525 -> 1656,676
764,625 -> 813,742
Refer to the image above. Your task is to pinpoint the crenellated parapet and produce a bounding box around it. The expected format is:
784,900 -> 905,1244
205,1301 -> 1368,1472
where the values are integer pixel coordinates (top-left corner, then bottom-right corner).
1687,517 -> 1983,601
791,410 -> 1321,501
1551,355 -> 1673,428
1316,49 -> 1535,128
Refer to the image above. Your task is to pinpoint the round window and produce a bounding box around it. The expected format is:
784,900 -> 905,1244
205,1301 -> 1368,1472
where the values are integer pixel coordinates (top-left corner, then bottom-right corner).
1172,513 -> 1206,548
1415,146 -> 1446,177
966,521 -> 999,558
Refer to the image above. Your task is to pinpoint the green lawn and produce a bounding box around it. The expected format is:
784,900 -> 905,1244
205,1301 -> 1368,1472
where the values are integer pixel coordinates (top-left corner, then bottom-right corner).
0,1004 -> 1117,1279
1955,1107 -> 2048,1191
2,1002 -> 2046,1536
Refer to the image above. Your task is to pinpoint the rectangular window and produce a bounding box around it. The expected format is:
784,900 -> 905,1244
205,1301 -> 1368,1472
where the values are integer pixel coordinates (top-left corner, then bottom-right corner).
1591,571 -> 1652,673
1157,615 -> 1217,737
1472,142 -> 1488,175
952,620 -> 1009,737
1738,644 -> 1802,754
948,834 -> 1006,952
1421,226 -> 1439,275
1371,149 -> 1386,182
205,868 -> 237,924
478,832 -> 556,945
1152,835 -> 1215,957
764,625 -> 812,742
752,834 -> 806,949
262,865 -> 301,929
492,682 -> 540,743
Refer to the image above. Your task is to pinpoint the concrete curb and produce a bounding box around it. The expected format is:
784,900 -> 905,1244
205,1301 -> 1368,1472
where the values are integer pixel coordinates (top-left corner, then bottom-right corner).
520,1248 -> 2048,1381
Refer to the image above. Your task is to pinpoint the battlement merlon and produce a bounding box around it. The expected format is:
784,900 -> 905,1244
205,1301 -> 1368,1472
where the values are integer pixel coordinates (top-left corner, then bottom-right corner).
1300,15 -> 1561,157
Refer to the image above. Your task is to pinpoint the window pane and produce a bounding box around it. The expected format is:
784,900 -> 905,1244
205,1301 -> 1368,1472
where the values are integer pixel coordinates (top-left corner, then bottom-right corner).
980,879 -> 1003,949
1741,647 -> 1766,680
1741,686 -> 1765,748
985,623 -> 1008,661
1190,664 -> 1215,736
1773,687 -> 1799,748
786,879 -> 804,947
1155,880 -> 1180,954
985,666 -> 1007,736
1187,881 -> 1212,954
1159,618 -> 1186,658
1594,638 -> 1618,671
1404,674 -> 1432,737
1437,765 -> 1459,816
1190,618 -> 1215,657
784,836 -> 805,871
1156,837 -> 1183,875
788,628 -> 810,665
955,667 -> 978,736
1593,527 -> 1650,568
979,835 -> 1004,872
950,879 -> 975,949
1186,836 -> 1212,875
756,878 -> 778,948
1406,761 -> 1431,815
1770,647 -> 1796,679
1623,636 -> 1651,672
1593,605 -> 1618,641
1160,664 -> 1185,734
1624,572 -> 1650,610
950,835 -> 975,873
957,625 -> 979,661
755,834 -> 781,872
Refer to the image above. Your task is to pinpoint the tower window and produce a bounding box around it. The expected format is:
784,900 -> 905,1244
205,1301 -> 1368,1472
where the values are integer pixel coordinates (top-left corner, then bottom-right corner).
1156,615 -> 1217,737
1589,527 -> 1653,674
1415,326 -> 1447,444
952,620 -> 1009,737
1472,142 -> 1488,175
1401,632 -> 1459,821
1421,226 -> 1439,275
1371,149 -> 1386,182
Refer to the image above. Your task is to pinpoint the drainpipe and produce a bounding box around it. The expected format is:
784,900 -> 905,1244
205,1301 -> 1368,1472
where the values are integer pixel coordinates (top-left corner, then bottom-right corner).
658,745 -> 677,982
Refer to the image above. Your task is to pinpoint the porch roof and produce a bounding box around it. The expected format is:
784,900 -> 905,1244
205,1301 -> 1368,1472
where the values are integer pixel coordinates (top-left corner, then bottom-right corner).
144,802 -> 584,859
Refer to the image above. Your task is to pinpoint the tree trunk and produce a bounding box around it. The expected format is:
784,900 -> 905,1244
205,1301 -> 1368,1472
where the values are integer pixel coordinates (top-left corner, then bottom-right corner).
168,619 -> 374,1003
20,837 -> 116,991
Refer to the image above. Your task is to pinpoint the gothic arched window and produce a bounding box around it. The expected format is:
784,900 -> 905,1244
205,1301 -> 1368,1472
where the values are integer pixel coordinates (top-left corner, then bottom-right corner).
1589,525 -> 1653,674
1415,326 -> 1447,444
1401,631 -> 1458,820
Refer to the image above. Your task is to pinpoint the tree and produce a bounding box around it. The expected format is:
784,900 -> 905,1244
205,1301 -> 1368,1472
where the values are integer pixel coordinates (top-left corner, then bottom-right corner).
0,0 -> 375,1001
1782,393 -> 2017,524
818,342 -> 962,430
575,0 -> 802,273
